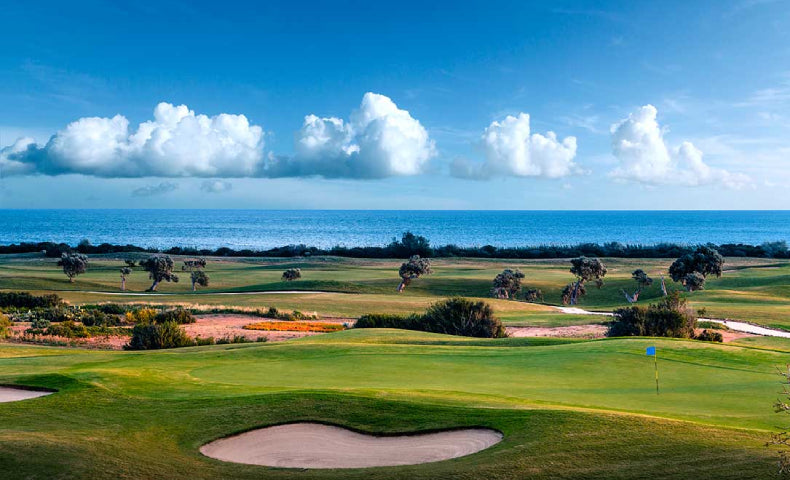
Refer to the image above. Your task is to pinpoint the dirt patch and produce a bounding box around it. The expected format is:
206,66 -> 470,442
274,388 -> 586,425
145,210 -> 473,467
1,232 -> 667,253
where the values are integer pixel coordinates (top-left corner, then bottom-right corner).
186,315 -> 352,343
200,422 -> 502,469
507,324 -> 608,338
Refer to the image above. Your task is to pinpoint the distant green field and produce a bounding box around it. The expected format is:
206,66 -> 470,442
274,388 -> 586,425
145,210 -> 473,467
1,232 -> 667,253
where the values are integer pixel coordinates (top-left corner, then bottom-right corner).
1,330 -> 786,479
2,254 -> 789,327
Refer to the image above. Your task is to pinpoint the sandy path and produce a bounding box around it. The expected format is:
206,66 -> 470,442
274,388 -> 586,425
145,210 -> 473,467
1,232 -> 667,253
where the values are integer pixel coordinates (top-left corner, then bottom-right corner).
200,422 -> 502,469
0,386 -> 52,403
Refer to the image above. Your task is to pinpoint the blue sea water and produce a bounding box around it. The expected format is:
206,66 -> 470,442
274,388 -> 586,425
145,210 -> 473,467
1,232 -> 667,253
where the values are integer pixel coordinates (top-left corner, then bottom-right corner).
0,210 -> 788,250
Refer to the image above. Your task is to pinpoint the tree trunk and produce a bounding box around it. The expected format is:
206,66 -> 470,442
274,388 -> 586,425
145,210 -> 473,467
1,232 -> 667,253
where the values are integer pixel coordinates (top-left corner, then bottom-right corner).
121,276 -> 126,291
397,280 -> 406,293
570,280 -> 582,305
192,280 -> 196,292
69,276 -> 75,283
660,275 -> 668,296
148,280 -> 159,292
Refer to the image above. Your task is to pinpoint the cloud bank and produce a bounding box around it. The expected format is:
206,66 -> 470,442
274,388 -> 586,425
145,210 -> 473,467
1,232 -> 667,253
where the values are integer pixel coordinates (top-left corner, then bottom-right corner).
0,93 -> 435,180
609,105 -> 750,188
450,113 -> 579,179
264,92 -> 436,178
200,179 -> 233,193
1,103 -> 264,178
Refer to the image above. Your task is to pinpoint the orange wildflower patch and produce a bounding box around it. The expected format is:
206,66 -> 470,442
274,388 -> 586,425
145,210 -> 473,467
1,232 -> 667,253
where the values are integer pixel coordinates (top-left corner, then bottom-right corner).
243,321 -> 345,333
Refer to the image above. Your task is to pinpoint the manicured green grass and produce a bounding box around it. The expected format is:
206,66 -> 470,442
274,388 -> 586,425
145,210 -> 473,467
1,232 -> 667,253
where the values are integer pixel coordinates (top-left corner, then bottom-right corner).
0,330 -> 784,479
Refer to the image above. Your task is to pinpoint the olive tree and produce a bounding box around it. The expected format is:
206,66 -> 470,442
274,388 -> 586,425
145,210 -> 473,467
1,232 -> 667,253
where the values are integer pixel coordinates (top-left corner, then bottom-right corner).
282,268 -> 302,281
182,258 -> 208,291
562,256 -> 607,305
120,267 -> 132,291
140,255 -> 179,292
58,253 -> 88,283
491,268 -> 525,299
397,255 -> 432,292
622,269 -> 653,303
190,270 -> 209,291
668,246 -> 724,292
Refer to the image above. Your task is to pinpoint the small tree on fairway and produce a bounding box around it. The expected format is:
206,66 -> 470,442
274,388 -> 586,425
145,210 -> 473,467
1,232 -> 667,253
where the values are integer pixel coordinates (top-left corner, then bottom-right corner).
491,268 -> 525,299
190,270 -> 209,291
140,255 -> 179,292
669,246 -> 724,292
622,269 -> 653,303
124,259 -> 137,268
120,267 -> 132,291
398,255 -> 432,292
182,258 -> 208,291
563,256 -> 607,305
58,253 -> 88,283
282,268 -> 302,281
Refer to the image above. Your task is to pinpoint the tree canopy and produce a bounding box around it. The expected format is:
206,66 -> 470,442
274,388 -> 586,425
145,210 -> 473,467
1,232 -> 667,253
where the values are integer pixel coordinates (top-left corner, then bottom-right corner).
491,268 -> 525,299
669,246 -> 724,292
282,268 -> 302,281
140,255 -> 179,292
563,256 -> 607,305
57,253 -> 88,283
397,255 -> 433,292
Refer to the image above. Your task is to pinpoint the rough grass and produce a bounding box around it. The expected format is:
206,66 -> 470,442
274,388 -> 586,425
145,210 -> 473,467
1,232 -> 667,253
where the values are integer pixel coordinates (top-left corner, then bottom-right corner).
3,255 -> 790,327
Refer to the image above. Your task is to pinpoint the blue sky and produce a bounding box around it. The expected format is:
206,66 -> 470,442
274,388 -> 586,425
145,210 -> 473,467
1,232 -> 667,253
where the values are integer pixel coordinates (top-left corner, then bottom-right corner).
1,0 -> 789,209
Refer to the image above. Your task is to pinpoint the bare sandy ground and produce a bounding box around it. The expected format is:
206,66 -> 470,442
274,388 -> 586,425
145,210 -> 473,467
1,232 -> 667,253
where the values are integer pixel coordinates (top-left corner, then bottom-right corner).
506,324 -> 608,338
0,386 -> 52,403
186,314 -> 351,342
200,422 -> 503,469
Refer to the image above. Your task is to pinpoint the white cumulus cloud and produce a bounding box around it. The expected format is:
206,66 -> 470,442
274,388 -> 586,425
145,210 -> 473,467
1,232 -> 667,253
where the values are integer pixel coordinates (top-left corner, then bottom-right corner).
263,92 -> 436,178
609,105 -> 750,188
450,113 -> 579,179
1,103 -> 265,177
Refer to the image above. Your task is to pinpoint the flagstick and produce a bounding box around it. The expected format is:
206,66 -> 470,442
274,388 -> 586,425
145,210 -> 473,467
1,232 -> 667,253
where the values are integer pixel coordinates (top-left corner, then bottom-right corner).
654,351 -> 659,395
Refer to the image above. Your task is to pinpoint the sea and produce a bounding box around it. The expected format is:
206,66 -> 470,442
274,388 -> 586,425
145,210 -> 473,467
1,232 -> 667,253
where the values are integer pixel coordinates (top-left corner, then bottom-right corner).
0,210 -> 788,250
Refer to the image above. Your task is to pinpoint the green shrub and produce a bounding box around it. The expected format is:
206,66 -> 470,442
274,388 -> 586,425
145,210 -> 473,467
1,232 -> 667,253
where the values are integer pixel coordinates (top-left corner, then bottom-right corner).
30,317 -> 51,329
125,321 -> 195,350
154,308 -> 195,325
355,313 -> 422,329
355,298 -> 506,339
697,320 -> 729,330
0,292 -> 62,310
45,320 -> 89,338
608,292 -> 696,338
0,313 -> 12,338
79,309 -> 121,327
216,335 -> 253,344
695,329 -> 724,342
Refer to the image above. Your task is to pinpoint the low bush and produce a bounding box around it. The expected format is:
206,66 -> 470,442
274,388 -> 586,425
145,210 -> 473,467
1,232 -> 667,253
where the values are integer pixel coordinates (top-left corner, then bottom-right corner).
125,321 -> 195,350
124,308 -> 158,324
697,321 -> 729,330
608,292 -> 697,339
80,310 -> 121,327
695,329 -> 724,342
355,297 -> 506,338
0,292 -> 63,310
44,320 -> 89,338
0,313 -> 12,338
355,313 -> 423,329
154,308 -> 195,325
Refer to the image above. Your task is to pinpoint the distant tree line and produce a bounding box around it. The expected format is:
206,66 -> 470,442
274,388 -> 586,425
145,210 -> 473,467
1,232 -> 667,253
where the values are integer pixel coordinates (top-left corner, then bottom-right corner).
1,235 -> 787,260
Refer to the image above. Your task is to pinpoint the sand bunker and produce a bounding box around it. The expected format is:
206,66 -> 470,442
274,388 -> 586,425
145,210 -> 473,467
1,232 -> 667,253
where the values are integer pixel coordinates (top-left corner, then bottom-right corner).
200,422 -> 503,469
0,386 -> 53,403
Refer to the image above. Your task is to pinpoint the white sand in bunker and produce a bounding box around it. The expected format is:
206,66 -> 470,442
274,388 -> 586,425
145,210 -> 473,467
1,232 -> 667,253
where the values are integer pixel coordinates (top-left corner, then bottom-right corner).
200,422 -> 503,469
0,386 -> 53,403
